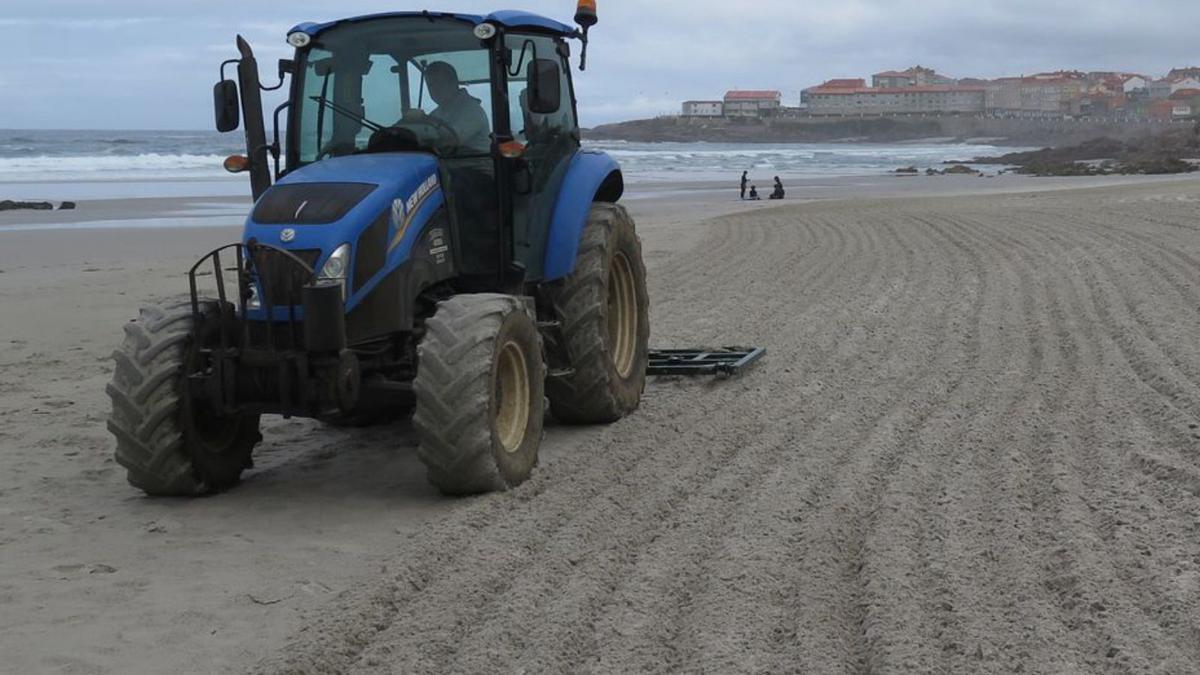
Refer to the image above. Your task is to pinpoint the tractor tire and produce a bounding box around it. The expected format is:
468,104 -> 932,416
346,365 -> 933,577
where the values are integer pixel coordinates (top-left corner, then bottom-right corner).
107,298 -> 261,496
546,202 -> 649,424
413,294 -> 545,496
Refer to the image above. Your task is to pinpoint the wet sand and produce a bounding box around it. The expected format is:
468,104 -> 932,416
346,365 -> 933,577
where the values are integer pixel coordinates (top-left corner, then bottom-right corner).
2,175 -> 1200,672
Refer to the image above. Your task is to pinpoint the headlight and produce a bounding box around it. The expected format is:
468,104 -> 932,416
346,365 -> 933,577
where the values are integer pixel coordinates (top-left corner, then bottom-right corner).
318,243 -> 351,298
287,32 -> 311,48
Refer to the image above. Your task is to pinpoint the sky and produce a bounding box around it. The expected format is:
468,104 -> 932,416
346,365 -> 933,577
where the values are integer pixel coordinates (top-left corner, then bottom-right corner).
3,0 -> 1200,130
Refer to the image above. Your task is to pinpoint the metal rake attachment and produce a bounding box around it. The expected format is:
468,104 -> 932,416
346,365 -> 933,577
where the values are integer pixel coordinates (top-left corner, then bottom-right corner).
646,347 -> 766,377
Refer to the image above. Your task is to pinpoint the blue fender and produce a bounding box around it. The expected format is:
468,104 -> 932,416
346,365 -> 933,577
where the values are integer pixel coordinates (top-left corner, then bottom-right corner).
542,150 -> 624,281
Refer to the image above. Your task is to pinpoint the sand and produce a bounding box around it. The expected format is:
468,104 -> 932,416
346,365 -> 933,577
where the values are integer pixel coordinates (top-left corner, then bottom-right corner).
3,175 -> 1200,672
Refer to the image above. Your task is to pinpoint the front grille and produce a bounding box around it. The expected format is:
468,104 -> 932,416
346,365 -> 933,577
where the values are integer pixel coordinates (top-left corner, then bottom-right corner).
252,248 -> 321,307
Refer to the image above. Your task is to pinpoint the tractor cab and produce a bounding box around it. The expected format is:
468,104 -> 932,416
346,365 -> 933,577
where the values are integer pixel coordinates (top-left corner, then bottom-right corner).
217,11 -> 608,290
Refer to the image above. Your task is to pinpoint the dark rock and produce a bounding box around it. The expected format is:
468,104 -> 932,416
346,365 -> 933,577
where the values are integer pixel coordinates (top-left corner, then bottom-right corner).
59,201 -> 76,210
0,200 -> 54,211
944,164 -> 980,175
894,166 -> 919,174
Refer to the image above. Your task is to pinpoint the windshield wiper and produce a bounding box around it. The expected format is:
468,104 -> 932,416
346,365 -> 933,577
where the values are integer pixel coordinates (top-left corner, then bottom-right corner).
309,96 -> 385,133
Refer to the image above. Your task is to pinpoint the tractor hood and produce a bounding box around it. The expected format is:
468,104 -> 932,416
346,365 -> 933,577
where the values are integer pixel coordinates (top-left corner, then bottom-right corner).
242,153 -> 448,319
245,153 -> 439,234
243,153 -> 444,296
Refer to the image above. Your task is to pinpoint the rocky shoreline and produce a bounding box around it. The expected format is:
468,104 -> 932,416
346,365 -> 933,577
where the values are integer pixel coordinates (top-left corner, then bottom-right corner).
0,200 -> 76,211
969,125 -> 1200,176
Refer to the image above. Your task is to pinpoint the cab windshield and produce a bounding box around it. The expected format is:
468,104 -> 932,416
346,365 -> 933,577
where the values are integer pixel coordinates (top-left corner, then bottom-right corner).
290,17 -> 495,166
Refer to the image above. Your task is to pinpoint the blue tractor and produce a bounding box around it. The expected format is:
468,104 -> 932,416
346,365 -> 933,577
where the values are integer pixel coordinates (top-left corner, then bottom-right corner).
106,2 -> 650,495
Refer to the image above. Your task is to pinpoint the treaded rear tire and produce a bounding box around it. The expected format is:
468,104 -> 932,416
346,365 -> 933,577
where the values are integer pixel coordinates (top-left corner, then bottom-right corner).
106,298 -> 261,496
546,202 -> 649,424
413,294 -> 545,496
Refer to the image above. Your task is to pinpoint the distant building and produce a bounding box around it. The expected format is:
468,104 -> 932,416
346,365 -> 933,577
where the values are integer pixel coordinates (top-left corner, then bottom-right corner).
681,100 -> 724,117
1088,72 -> 1149,94
872,66 -> 956,89
723,90 -> 782,118
1149,76 -> 1200,100
803,83 -> 984,116
985,75 -> 1086,117
1169,88 -> 1200,117
1167,67 -> 1200,81
1121,75 -> 1149,93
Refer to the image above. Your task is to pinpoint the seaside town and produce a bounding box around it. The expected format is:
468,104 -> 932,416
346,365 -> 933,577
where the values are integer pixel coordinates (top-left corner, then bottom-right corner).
682,65 -> 1200,120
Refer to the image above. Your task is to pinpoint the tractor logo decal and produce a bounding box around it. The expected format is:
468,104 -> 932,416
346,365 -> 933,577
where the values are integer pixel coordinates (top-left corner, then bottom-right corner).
280,228 -> 297,243
388,173 -> 441,253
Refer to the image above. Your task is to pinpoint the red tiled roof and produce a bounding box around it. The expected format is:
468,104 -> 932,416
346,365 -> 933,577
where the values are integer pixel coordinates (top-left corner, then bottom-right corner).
819,79 -> 866,89
724,90 -> 782,100
1170,88 -> 1200,99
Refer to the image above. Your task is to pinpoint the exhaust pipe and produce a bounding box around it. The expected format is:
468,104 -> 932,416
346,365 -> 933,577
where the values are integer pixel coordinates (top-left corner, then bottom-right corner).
236,36 -> 272,200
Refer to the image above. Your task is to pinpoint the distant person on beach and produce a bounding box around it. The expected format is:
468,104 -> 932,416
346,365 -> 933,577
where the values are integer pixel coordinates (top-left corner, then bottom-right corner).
740,171 -> 749,200
769,176 -> 785,200
748,185 -> 760,200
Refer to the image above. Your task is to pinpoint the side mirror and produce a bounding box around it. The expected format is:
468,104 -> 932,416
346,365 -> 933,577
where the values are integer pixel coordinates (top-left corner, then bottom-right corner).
278,59 -> 295,79
213,80 -> 240,132
527,59 -> 561,115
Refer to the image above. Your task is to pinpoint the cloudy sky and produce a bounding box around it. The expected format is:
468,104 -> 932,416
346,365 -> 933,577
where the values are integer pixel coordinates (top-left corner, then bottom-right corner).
4,0 -> 1199,130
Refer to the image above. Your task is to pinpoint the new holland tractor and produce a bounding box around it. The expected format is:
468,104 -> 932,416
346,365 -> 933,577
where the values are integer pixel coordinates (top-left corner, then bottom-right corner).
105,3 -> 650,496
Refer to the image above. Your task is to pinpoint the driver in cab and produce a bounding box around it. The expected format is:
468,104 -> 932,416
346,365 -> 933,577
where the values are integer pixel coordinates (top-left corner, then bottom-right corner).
404,61 -> 491,155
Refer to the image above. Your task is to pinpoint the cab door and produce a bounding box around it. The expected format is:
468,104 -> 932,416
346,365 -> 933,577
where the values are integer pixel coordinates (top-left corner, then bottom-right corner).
503,34 -> 579,280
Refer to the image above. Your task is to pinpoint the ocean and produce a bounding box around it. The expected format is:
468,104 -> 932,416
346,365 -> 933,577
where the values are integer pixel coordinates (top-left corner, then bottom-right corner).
0,129 -> 1014,185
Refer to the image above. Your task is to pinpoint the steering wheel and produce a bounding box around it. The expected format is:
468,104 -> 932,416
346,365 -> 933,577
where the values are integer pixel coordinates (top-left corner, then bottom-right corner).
402,114 -> 462,153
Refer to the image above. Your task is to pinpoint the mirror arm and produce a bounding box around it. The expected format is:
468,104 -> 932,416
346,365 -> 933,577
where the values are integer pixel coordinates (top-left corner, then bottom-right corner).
219,59 -> 240,82
578,27 -> 590,72
271,102 -> 289,178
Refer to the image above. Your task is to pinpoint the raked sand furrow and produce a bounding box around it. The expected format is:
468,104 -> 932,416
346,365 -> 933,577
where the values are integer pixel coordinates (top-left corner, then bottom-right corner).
347,207 -> 897,672
749,210 -> 988,672
356,205 -> 936,673
1002,211 -> 1200,670
850,208 -> 1052,672
603,215 -> 965,672
251,182 -> 1200,674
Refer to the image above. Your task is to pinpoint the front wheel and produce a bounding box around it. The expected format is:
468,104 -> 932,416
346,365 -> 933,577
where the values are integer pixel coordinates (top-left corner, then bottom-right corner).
106,299 -> 261,496
546,203 -> 650,424
413,294 -> 545,496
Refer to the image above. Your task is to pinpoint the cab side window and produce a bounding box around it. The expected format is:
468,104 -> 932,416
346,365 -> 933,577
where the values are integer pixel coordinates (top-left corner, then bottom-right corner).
505,36 -> 576,144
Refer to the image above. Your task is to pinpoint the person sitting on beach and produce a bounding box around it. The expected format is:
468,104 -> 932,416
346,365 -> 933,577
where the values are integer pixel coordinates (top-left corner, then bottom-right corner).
769,176 -> 785,200
748,185 -> 760,200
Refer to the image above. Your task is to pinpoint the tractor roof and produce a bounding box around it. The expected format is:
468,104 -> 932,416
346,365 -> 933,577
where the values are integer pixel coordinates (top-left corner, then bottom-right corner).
290,10 -> 576,39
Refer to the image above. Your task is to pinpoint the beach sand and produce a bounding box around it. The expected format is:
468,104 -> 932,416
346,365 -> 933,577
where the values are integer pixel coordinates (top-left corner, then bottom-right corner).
2,174 -> 1200,672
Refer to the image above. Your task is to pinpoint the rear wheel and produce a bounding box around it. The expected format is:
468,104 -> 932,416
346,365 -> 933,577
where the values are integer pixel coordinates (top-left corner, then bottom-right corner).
413,294 -> 545,495
546,202 -> 650,424
107,298 -> 261,496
